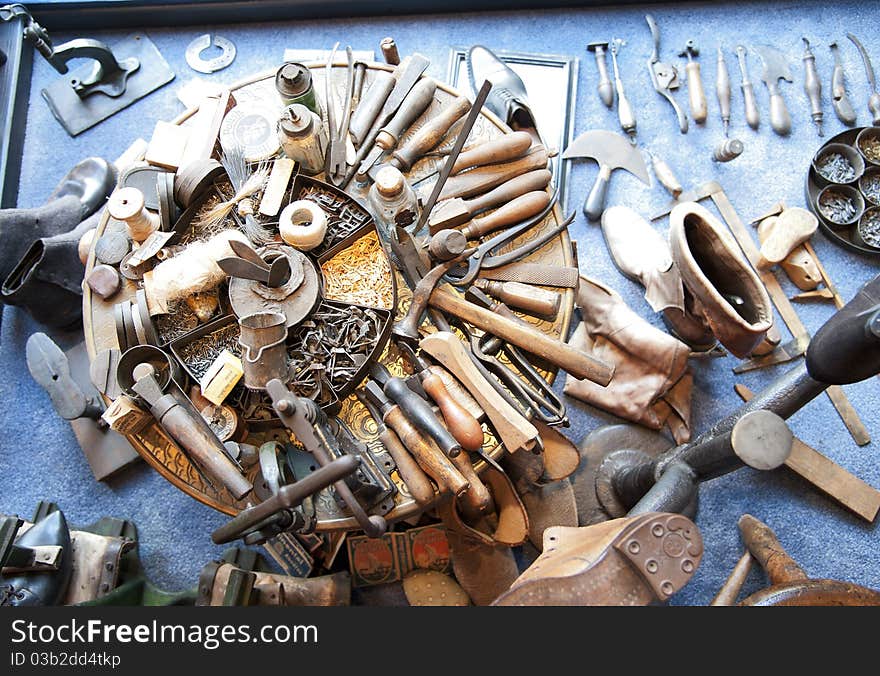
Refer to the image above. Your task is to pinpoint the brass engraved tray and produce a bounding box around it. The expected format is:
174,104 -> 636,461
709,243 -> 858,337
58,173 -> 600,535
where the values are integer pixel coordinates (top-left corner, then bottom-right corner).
83,63 -> 575,530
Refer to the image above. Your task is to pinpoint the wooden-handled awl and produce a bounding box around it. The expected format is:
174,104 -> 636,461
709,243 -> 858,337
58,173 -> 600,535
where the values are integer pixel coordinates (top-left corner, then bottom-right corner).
680,40 -> 707,124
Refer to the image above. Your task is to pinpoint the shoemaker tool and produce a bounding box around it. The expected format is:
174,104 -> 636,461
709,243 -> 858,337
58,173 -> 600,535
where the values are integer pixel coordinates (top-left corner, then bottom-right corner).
753,45 -> 793,136
847,33 -> 880,125
716,46 -> 732,137
736,45 -> 761,129
830,42 -> 857,125
325,44 -> 355,186
587,42 -> 614,108
646,15 -> 687,133
562,129 -> 649,221
802,39 -> 824,136
609,38 -> 637,141
679,40 -> 708,124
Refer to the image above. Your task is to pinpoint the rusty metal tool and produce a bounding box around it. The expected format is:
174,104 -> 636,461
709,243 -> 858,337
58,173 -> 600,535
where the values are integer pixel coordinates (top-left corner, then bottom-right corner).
562,129 -> 649,221
362,381 -> 469,496
439,143 -> 549,202
847,33 -> 880,125
588,41 -> 614,108
396,342 -> 484,452
732,335 -> 809,374
735,384 -> 880,522
754,45 -> 793,135
212,454 -> 360,544
610,38 -> 637,141
710,551 -> 754,606
325,44 -> 355,185
646,15 -> 687,133
342,54 -> 430,186
132,363 -> 253,500
420,331 -> 540,454
679,40 -> 707,124
735,45 -> 760,130
414,80 -> 492,232
476,210 -> 573,273
428,287 -> 614,385
349,71 -> 395,147
717,45 -> 732,136
386,94 -> 470,172
473,278 -> 561,318
370,362 -> 462,459
830,42 -> 857,126
428,229 -> 467,261
428,168 -> 551,234
802,38 -> 824,136
357,391 -> 435,506
267,379 -> 387,537
476,261 -> 579,288
451,131 -> 533,175
357,77 -> 437,178
392,257 -> 461,342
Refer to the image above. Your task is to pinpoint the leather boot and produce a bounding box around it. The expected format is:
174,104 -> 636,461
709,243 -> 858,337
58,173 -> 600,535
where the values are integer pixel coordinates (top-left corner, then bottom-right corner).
2,209 -> 100,327
669,202 -> 772,357
467,45 -> 541,142
492,512 -> 703,605
564,276 -> 694,443
1,510 -> 73,606
197,562 -> 351,606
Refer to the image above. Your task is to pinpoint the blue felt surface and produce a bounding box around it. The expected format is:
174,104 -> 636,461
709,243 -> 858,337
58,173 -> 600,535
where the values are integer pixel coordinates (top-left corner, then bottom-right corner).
2,1 -> 878,606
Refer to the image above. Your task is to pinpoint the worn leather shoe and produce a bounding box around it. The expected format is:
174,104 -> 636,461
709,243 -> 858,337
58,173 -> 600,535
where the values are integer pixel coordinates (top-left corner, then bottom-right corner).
48,157 -> 116,221
196,562 -> 351,606
1,510 -> 73,606
669,202 -> 772,358
467,45 -> 540,138
493,512 -> 702,605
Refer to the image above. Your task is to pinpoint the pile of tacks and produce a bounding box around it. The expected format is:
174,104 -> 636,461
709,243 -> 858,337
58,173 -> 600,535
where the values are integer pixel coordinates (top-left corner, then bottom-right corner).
6,29 -> 880,609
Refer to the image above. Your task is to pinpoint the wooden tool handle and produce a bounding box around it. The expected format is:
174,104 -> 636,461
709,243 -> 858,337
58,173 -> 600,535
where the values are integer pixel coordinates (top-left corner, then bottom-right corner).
429,288 -> 614,386
742,82 -> 760,129
349,72 -> 395,146
738,514 -> 808,585
378,427 -> 436,506
462,190 -> 552,240
383,406 -> 469,496
421,371 -> 484,452
584,164 -> 612,222
419,331 -> 539,454
686,61 -> 708,124
473,279 -> 561,318
452,131 -> 532,174
392,95 -> 471,171
463,169 -> 552,216
768,91 -> 791,135
451,451 -> 494,515
383,376 -> 461,457
377,78 -> 437,149
440,144 -> 549,201
651,154 -> 683,198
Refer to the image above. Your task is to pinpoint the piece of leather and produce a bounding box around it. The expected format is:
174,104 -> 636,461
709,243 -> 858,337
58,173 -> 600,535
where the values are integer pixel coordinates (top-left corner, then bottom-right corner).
493,512 -> 703,606
1,511 -> 72,606
443,527 -> 520,606
402,569 -> 471,606
669,202 -> 772,357
62,530 -> 133,605
200,563 -> 350,606
520,480 -> 579,551
601,205 -> 685,313
564,276 -> 693,441
534,420 -> 581,481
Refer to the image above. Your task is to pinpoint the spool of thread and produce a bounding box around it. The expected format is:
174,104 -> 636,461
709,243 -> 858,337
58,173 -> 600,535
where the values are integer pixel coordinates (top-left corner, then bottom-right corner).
274,62 -> 318,113
108,187 -> 160,243
712,138 -> 744,163
279,200 -> 328,251
278,104 -> 327,175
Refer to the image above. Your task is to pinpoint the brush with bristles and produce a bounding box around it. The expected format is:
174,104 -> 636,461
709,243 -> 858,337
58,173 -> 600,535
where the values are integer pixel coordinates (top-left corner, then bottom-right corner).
196,143 -> 272,244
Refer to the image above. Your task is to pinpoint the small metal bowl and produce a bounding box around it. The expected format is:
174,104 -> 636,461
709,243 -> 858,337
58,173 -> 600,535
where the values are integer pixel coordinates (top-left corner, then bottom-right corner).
816,184 -> 865,227
855,206 -> 880,249
859,166 -> 880,206
856,127 -> 880,167
812,142 -> 865,187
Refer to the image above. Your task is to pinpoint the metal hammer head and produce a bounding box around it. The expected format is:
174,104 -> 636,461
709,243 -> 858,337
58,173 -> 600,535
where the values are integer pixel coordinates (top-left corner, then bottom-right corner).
587,41 -> 609,53
679,40 -> 699,59
561,130 -> 649,183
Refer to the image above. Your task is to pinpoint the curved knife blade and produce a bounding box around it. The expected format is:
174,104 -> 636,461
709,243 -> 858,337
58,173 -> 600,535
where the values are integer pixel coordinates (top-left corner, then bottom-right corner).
848,33 -> 877,91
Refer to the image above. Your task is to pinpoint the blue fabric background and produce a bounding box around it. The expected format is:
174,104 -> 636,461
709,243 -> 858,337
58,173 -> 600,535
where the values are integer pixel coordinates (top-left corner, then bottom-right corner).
2,1 -> 878,605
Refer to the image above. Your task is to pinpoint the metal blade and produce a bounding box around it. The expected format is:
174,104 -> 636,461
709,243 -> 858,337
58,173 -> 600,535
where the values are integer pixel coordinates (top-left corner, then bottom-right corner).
217,257 -> 270,284
561,129 -> 649,183
229,240 -> 268,269
732,335 -> 809,374
380,54 -> 430,121
847,33 -> 877,91
267,256 -> 291,288
754,45 -> 793,84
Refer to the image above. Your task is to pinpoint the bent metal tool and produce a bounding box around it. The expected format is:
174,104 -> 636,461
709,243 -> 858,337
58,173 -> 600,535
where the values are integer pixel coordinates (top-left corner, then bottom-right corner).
847,33 -> 880,125
830,42 -> 857,126
646,15 -> 687,133
562,129 -> 649,221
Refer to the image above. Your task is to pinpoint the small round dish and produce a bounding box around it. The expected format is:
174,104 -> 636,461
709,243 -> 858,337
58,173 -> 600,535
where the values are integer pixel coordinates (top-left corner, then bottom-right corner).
859,166 -> 880,206
855,206 -> 880,250
816,184 -> 864,227
812,142 -> 865,187
856,127 -> 880,167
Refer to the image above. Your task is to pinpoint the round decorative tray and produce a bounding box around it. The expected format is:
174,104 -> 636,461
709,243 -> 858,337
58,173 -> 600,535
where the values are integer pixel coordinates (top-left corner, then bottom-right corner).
83,62 -> 574,530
